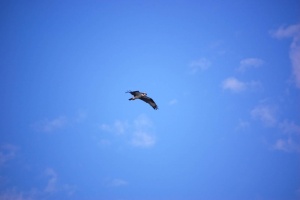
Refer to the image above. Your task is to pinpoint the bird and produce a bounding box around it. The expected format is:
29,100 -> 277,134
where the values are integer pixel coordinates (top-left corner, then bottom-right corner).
126,90 -> 158,110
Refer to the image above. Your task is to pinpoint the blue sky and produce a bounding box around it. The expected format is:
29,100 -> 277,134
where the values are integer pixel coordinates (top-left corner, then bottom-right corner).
1,0 -> 300,199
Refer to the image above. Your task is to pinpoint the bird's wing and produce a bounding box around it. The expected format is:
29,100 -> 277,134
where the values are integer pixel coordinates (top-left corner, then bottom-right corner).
140,96 -> 158,110
126,90 -> 141,96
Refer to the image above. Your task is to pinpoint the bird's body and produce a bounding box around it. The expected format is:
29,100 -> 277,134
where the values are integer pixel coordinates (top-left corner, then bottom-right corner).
126,90 -> 158,110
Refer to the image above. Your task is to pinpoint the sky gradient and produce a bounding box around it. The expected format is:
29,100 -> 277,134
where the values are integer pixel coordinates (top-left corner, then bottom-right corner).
1,1 -> 300,200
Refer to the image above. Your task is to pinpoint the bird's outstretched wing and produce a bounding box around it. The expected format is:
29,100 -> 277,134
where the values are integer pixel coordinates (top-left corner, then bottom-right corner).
126,90 -> 141,96
140,96 -> 158,110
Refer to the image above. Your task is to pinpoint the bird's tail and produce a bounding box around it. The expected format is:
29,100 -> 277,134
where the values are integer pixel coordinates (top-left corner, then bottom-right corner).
129,98 -> 134,100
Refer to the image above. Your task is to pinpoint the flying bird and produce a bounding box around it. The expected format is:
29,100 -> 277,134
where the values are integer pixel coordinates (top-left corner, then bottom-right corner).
126,90 -> 158,110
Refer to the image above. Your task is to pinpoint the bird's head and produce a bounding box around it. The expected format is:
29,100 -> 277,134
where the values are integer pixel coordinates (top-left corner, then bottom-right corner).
142,93 -> 147,96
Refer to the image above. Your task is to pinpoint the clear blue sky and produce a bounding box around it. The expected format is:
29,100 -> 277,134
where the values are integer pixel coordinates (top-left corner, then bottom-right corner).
1,1 -> 300,199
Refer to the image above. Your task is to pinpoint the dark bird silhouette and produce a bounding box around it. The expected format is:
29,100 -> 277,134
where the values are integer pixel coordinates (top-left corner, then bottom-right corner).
126,90 -> 158,110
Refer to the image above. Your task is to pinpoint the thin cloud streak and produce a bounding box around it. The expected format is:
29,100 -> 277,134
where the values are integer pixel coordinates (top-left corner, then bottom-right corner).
113,120 -> 128,135
235,119 -> 250,131
250,103 -> 300,153
33,116 -> 67,133
107,178 -> 128,187
271,24 -> 300,38
131,131 -> 155,147
222,77 -> 246,92
44,168 -> 76,196
189,58 -> 211,74
273,138 -> 300,153
222,77 -> 261,93
0,144 -> 18,167
279,120 -> 300,135
251,104 -> 277,127
0,189 -> 33,200
100,115 -> 156,148
271,23 -> 300,88
273,120 -> 300,153
100,120 -> 128,135
132,115 -> 156,147
169,99 -> 178,105
238,58 -> 264,72
44,168 -> 58,193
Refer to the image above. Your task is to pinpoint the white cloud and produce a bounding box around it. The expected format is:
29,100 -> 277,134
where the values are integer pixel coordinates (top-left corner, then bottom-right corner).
134,115 -> 152,129
113,120 -> 128,135
107,178 -> 128,187
273,137 -> 300,153
98,139 -> 111,147
74,110 -> 87,123
251,104 -> 277,127
273,120 -> 300,153
290,38 -> 300,88
222,77 -> 261,93
100,124 -> 112,132
296,187 -> 300,198
131,131 -> 155,147
0,189 -> 33,200
235,119 -> 250,131
44,168 -> 76,196
131,115 -> 156,147
100,115 -> 156,148
33,116 -> 67,133
271,23 -> 300,88
237,58 -> 264,72
271,24 -> 300,39
169,99 -> 178,105
44,168 -> 58,193
279,120 -> 300,135
61,184 -> 76,196
250,103 -> 300,153
222,77 -> 246,92
100,120 -> 128,135
0,168 -> 75,200
0,144 -> 18,167
189,58 -> 211,74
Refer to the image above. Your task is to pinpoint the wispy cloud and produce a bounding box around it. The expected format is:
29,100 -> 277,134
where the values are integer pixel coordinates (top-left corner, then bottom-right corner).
113,120 -> 128,135
250,103 -> 300,153
44,168 -> 58,193
271,23 -> 300,88
273,120 -> 300,153
100,120 -> 128,135
273,137 -> 300,153
131,131 -> 156,147
271,24 -> 300,38
132,115 -> 155,147
0,144 -> 18,167
189,58 -> 211,74
133,115 -> 152,129
279,120 -> 300,134
222,77 -> 261,93
107,178 -> 128,187
235,119 -> 250,131
237,58 -> 264,72
169,99 -> 178,106
0,167 -> 76,200
74,110 -> 87,123
222,77 -> 246,92
33,116 -> 67,133
100,115 -> 156,148
98,139 -> 111,147
0,189 -> 33,200
251,104 -> 277,127
208,40 -> 228,55
44,168 -> 76,195
32,110 -> 89,133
